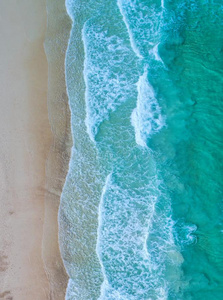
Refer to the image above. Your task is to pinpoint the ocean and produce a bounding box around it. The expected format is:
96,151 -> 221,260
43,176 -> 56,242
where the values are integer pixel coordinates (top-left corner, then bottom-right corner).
59,0 -> 223,299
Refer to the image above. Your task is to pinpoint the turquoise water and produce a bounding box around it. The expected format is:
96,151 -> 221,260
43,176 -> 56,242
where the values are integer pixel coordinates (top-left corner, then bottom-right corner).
59,0 -> 223,299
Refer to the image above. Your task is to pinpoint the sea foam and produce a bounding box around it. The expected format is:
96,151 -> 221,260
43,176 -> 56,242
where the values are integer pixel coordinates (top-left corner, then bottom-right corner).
82,20 -> 137,142
117,0 -> 163,58
96,167 -> 182,299
131,68 -> 165,147
62,0 -> 189,299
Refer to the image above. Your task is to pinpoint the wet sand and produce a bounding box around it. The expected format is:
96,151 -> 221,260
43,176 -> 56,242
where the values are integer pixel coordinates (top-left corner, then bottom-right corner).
43,0 -> 72,298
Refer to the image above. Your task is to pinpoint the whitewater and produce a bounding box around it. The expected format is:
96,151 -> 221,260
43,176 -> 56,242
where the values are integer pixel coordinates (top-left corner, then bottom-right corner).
59,0 -> 223,299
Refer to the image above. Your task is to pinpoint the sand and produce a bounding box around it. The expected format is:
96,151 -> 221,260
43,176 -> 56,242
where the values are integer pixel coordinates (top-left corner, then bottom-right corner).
43,0 -> 72,298
0,0 -> 71,299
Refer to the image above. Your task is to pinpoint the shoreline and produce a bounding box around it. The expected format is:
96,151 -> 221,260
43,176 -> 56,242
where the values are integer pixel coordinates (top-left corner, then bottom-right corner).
0,0 -> 72,298
43,0 -> 72,298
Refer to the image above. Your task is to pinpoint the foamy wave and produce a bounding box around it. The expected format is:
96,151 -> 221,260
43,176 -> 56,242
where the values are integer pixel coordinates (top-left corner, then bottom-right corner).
97,173 -> 112,300
82,20 -> 137,141
65,0 -> 77,21
96,170 -> 182,299
117,0 -> 143,59
149,43 -> 164,63
131,68 -> 165,147
176,222 -> 197,246
161,0 -> 165,9
117,0 -> 163,58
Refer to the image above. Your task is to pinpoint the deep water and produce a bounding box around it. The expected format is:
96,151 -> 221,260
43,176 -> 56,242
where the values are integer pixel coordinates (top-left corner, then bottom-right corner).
59,0 -> 223,299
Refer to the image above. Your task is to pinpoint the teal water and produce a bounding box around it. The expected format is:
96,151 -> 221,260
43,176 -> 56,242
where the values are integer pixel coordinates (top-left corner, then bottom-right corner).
59,0 -> 223,299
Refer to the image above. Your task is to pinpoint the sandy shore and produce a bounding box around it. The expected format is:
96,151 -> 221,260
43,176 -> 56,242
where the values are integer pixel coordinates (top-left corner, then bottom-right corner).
0,0 -> 71,299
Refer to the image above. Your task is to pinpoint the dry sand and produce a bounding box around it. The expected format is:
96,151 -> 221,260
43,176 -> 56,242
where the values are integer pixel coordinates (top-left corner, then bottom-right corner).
0,0 -> 71,299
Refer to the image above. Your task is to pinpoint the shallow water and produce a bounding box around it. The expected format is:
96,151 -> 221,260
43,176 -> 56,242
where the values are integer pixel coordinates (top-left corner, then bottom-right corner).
59,0 -> 223,299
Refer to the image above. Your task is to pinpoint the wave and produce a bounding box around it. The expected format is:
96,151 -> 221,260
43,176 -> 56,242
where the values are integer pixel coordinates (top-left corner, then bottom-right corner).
96,169 -> 183,299
131,68 -> 165,147
82,19 -> 138,141
117,0 -> 163,59
61,1 -> 193,299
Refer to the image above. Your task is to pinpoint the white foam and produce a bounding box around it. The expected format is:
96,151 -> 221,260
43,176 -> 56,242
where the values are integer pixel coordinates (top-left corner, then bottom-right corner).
157,287 -> 168,300
82,24 -> 94,142
95,169 -> 183,299
184,224 -> 197,244
131,68 -> 165,147
65,279 -> 76,300
82,21 -> 137,142
161,0 -> 165,9
117,0 -> 143,59
117,0 -> 164,58
65,0 -> 76,21
142,199 -> 156,260
97,173 -> 112,300
149,43 -> 164,64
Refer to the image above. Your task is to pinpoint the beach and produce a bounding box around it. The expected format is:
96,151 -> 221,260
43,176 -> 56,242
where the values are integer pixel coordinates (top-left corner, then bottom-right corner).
0,0 -> 71,299
1,0 -> 223,299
